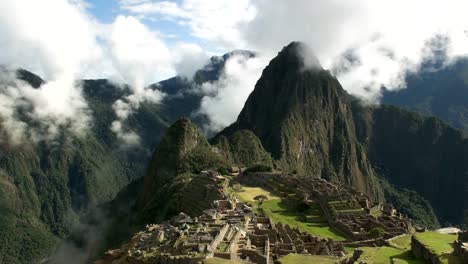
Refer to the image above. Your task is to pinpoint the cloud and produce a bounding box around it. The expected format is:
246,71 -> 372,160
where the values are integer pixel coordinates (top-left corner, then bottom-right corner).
124,0 -> 468,103
196,54 -> 267,133
104,15 -> 172,145
0,0 -> 101,143
173,43 -> 210,79
107,15 -> 174,90
0,0 -> 213,145
119,0 -> 257,48
241,0 -> 468,101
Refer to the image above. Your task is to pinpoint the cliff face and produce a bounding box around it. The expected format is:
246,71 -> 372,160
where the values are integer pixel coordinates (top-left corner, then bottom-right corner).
216,42 -> 382,201
139,118 -> 209,208
357,105 -> 468,225
138,118 -> 230,222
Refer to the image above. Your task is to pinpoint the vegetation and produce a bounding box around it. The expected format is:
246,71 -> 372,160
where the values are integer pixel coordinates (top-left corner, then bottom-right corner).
230,186 -> 279,203
215,42 -> 468,227
244,164 -> 273,173
369,227 -> 386,238
379,178 -> 440,228
260,199 -> 346,241
278,254 -> 339,264
414,232 -> 458,256
382,57 -> 468,133
356,246 -> 425,264
253,194 -> 268,205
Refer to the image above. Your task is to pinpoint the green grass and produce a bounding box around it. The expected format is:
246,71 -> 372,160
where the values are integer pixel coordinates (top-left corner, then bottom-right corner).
357,246 -> 425,264
388,235 -> 412,249
414,232 -> 456,255
231,186 -> 280,203
217,242 -> 229,253
278,253 -> 339,264
414,231 -> 463,264
204,257 -> 244,264
260,199 -> 346,241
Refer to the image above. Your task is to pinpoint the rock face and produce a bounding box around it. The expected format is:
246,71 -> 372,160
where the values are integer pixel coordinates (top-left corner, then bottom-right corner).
139,118 -> 209,208
138,118 -> 229,221
357,105 -> 468,226
216,42 -> 468,226
216,42 -> 382,200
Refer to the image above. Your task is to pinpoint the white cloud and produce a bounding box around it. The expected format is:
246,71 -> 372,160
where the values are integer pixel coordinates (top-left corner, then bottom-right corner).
123,0 -> 468,103
119,0 -> 257,48
242,0 -> 468,101
107,15 -> 174,90
197,54 -> 267,133
105,15 -> 175,145
173,43 -> 209,79
0,0 -> 101,143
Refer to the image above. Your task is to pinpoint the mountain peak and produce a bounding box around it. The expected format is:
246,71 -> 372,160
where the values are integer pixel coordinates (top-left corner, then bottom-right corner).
139,117 -> 208,208
275,41 -> 323,71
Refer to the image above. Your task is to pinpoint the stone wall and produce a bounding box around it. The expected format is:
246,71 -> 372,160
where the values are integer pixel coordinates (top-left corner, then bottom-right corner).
242,249 -> 268,264
454,231 -> 468,263
208,224 -> 229,252
411,235 -> 441,264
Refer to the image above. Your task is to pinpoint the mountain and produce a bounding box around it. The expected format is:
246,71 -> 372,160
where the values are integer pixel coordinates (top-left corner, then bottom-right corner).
154,50 -> 255,127
214,42 -> 382,199
138,118 -> 230,221
0,75 -> 166,263
382,57 -> 468,133
0,51 -> 256,263
214,42 -> 467,227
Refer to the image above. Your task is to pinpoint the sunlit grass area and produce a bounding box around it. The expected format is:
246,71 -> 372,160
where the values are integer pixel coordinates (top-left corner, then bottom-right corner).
278,253 -> 339,264
388,234 -> 412,249
260,199 -> 347,241
356,246 -> 425,264
204,257 -> 244,264
231,186 -> 279,203
414,231 -> 462,264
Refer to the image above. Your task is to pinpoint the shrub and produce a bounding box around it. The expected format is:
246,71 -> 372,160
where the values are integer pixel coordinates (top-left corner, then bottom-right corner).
244,164 -> 273,174
369,227 -> 386,238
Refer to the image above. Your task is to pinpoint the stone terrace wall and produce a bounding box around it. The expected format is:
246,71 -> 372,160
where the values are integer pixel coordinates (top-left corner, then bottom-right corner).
411,236 -> 441,264
454,231 -> 468,263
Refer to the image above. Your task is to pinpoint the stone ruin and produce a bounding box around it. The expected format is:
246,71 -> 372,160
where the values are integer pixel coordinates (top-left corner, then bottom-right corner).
454,230 -> 468,263
97,171 -> 414,264
239,172 -> 412,242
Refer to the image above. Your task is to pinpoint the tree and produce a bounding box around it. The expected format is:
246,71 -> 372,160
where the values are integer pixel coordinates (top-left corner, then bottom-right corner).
369,227 -> 386,238
254,194 -> 268,206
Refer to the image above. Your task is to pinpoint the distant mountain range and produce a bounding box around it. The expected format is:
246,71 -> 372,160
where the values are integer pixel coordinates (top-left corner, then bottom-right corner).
382,57 -> 468,133
0,51 -> 255,263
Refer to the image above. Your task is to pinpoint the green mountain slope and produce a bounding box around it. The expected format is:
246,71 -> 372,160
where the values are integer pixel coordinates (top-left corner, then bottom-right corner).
215,42 -> 382,200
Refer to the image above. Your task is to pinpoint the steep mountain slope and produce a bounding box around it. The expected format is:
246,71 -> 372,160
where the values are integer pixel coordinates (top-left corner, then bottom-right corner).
138,118 -> 230,222
353,104 -> 468,226
215,42 -> 382,200
0,75 -> 164,263
215,42 -> 467,227
382,58 -> 468,133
